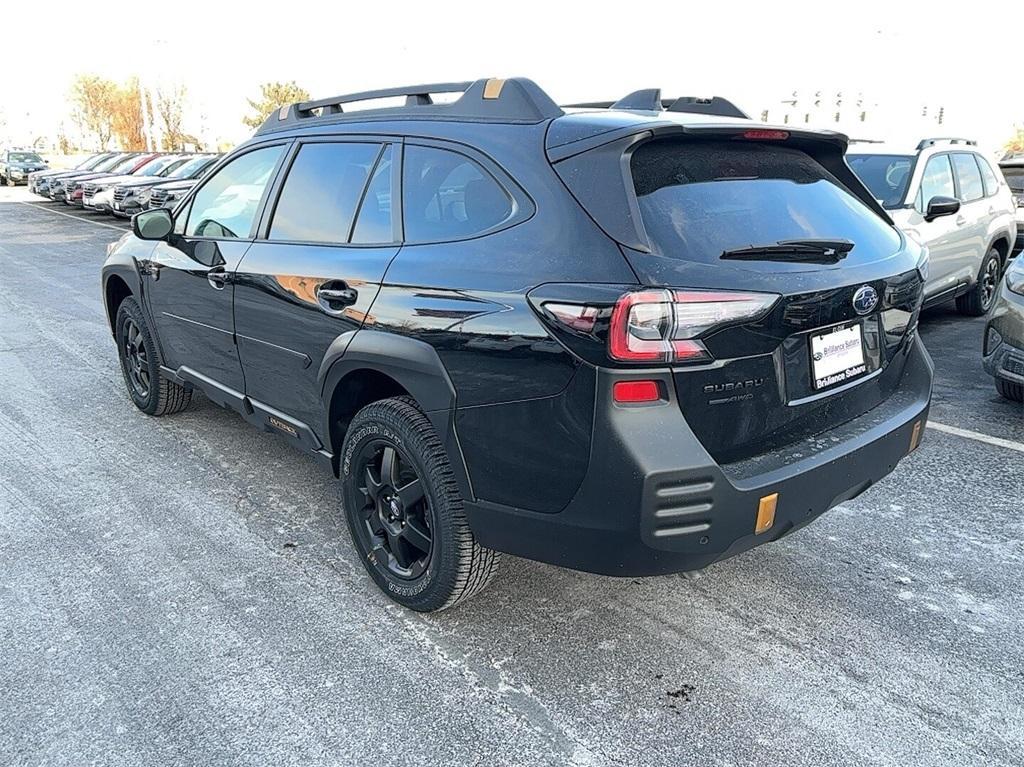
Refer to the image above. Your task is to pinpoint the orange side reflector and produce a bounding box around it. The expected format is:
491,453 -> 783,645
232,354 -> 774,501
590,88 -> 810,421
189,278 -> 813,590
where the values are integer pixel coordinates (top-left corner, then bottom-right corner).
483,79 -> 506,99
909,420 -> 923,452
755,493 -> 778,535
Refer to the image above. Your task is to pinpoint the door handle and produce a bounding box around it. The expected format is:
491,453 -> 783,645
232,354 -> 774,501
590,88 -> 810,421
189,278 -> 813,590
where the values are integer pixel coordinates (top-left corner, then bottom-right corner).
207,268 -> 230,290
955,216 -> 967,226
317,282 -> 358,313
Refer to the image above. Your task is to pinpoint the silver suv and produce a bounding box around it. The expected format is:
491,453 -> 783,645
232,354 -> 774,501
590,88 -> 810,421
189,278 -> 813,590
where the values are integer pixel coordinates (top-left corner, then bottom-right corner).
848,138 -> 1018,315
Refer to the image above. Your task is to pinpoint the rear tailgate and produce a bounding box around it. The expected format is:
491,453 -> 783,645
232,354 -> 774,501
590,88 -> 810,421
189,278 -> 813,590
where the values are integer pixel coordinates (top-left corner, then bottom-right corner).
550,123 -> 925,464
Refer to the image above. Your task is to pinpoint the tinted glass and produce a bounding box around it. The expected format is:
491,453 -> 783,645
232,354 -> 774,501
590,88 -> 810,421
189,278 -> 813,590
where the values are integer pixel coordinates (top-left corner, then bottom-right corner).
9,152 -> 42,163
351,146 -> 393,244
846,154 -> 914,208
186,145 -> 284,239
1001,165 -> 1024,193
919,154 -> 955,209
976,156 -> 1000,197
403,145 -> 512,242
270,142 -> 380,244
951,153 -> 984,202
630,139 -> 901,264
135,157 -> 181,176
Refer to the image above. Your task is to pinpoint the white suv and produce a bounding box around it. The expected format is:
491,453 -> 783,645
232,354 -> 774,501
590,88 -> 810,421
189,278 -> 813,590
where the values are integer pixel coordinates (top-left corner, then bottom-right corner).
848,138 -> 1018,315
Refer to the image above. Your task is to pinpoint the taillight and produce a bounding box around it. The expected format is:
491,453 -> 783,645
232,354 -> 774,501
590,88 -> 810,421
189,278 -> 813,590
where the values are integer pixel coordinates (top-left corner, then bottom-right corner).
608,289 -> 778,364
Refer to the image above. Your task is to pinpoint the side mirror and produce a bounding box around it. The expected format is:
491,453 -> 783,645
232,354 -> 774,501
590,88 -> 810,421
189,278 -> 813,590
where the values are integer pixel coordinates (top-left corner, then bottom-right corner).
192,240 -> 225,268
924,195 -> 961,222
132,208 -> 173,240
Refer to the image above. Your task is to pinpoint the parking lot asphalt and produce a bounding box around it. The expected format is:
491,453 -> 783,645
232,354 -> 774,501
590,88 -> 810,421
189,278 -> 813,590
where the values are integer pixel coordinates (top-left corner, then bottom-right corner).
1,187 -> 1022,767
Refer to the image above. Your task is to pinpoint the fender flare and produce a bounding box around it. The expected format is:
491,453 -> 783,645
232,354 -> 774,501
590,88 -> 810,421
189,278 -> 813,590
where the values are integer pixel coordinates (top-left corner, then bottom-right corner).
318,330 -> 474,498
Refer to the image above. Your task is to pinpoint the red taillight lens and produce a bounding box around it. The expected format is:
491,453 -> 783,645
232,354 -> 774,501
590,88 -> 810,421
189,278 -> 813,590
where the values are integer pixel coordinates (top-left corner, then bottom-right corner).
608,289 -> 778,363
612,380 -> 662,403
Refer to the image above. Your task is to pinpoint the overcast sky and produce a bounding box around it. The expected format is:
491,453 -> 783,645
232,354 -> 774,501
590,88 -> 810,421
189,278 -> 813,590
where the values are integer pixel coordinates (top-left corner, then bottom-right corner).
2,0 -> 1020,153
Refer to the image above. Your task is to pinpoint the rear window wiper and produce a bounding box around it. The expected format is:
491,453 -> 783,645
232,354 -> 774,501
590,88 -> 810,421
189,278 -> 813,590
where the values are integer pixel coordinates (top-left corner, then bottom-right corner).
721,239 -> 855,263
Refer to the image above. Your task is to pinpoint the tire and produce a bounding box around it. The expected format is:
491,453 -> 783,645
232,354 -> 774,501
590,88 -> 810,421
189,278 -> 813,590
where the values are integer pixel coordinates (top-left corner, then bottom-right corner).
956,247 -> 1001,316
995,377 -> 1024,402
114,297 -> 192,416
340,396 -> 499,612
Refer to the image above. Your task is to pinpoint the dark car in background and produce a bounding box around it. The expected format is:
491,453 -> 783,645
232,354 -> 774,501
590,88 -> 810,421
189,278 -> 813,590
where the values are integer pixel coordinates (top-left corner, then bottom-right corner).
984,256 -> 1024,400
102,78 -> 933,611
0,149 -> 48,185
999,156 -> 1024,257
81,154 -> 192,212
111,154 -> 219,217
29,152 -> 115,196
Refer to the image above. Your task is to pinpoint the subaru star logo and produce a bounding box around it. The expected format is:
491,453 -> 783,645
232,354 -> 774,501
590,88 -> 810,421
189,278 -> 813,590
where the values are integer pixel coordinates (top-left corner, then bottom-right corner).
852,285 -> 879,315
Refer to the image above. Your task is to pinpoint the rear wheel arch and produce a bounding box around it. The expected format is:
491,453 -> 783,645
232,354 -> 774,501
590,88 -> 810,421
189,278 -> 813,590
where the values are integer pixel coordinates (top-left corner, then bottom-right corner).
320,331 -> 472,497
989,236 -> 1010,268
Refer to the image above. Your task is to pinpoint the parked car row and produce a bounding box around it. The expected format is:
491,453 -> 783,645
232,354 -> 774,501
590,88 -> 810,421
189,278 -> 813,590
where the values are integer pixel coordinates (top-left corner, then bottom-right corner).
27,151 -> 220,216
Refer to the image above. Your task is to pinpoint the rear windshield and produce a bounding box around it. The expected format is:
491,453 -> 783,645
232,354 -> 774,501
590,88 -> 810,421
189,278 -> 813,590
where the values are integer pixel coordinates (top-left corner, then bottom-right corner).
1001,165 -> 1024,193
846,154 -> 914,208
630,140 -> 901,264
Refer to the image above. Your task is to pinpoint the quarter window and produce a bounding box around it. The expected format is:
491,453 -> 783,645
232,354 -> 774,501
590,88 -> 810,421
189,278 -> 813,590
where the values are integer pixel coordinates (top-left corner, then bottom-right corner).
918,154 -> 955,211
976,155 -> 1000,197
186,145 -> 284,238
270,142 -> 381,244
951,153 -> 984,202
402,145 -> 512,242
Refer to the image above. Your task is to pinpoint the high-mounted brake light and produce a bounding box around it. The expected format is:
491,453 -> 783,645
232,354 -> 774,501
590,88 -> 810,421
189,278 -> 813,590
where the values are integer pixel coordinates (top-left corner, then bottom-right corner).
608,289 -> 778,364
742,129 -> 789,141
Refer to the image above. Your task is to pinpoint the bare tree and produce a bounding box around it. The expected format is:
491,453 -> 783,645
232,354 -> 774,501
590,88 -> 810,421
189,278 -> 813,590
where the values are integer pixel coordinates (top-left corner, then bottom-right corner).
69,75 -> 119,149
156,83 -> 189,151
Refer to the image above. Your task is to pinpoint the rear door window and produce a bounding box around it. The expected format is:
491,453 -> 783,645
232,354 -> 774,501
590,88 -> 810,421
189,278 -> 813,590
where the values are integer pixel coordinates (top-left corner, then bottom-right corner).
351,145 -> 394,244
951,153 -> 984,202
270,142 -> 381,244
629,139 -> 901,265
976,156 -> 1000,197
402,145 -> 512,242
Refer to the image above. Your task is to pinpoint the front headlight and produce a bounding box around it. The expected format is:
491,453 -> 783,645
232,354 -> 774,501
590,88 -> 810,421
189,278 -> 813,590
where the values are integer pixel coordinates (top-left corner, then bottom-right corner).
137,189 -> 152,203
1005,260 -> 1024,297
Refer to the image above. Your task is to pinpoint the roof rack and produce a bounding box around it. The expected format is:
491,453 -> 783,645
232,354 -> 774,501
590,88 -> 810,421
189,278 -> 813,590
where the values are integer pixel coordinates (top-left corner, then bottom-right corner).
256,78 -> 563,134
916,137 -> 977,150
564,89 -> 749,119
847,138 -> 884,144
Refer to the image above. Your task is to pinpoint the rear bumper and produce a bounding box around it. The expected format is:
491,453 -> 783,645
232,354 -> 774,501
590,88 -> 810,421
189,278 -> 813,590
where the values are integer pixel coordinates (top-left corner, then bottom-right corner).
465,336 -> 933,576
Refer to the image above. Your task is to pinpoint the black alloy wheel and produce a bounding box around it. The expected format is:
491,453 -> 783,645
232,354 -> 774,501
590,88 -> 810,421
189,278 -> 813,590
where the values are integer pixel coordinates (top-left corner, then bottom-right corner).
352,439 -> 433,579
121,316 -> 151,399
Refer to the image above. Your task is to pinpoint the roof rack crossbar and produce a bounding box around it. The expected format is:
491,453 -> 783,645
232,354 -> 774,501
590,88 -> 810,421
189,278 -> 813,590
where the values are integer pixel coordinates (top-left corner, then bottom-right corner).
257,78 -> 563,134
916,136 -> 977,150
563,92 -> 748,119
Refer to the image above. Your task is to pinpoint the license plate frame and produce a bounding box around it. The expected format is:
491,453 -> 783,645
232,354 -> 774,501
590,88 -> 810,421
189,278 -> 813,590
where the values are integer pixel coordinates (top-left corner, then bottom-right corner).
809,321 -> 868,390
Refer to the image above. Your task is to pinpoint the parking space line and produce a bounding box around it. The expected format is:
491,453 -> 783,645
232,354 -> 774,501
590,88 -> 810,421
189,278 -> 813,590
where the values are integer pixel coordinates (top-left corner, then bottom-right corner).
17,201 -> 129,233
928,421 -> 1024,454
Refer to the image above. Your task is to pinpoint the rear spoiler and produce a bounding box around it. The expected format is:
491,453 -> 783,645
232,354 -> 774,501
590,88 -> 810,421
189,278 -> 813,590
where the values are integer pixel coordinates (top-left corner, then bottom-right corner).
548,123 -> 892,253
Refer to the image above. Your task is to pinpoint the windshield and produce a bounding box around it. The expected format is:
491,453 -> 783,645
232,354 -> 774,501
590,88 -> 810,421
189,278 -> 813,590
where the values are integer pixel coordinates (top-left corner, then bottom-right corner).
1001,165 -> 1024,193
630,139 -> 901,265
80,154 -> 107,169
102,155 -> 138,173
846,154 -> 914,209
133,157 -> 176,176
10,152 -> 43,164
168,156 -> 213,179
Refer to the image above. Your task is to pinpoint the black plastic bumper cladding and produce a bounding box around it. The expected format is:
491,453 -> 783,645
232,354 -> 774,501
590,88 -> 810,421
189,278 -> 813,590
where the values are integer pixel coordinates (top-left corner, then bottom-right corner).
463,337 -> 932,577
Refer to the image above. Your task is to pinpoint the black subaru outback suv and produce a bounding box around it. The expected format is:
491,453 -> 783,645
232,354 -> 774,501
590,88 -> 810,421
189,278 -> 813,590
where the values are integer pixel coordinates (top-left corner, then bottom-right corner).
102,78 -> 933,611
